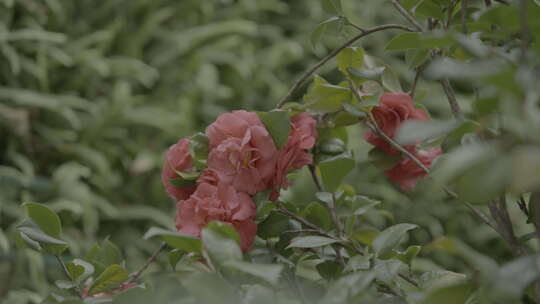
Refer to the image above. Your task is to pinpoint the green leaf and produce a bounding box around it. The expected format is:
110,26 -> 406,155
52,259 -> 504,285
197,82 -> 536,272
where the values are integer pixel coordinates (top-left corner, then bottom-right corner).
316,260 -> 343,281
303,76 -> 352,112
201,221 -> 242,264
492,254 -> 540,301
441,120 -> 481,151
257,110 -> 291,149
287,236 -> 338,248
16,220 -> 68,254
302,202 -> 332,231
143,227 -> 202,253
386,33 -> 423,51
319,138 -> 346,155
415,0 -> 445,19
311,16 -> 343,47
189,132 -> 209,169
23,202 -> 62,237
168,249 -> 185,270
336,47 -> 364,74
395,120 -> 458,145
66,259 -> 95,283
421,283 -> 473,304
223,261 -> 283,285
344,255 -> 371,272
351,228 -> 379,245
318,153 -> 355,192
257,211 -> 290,239
372,223 -> 417,256
169,177 -> 197,188
88,264 -> 129,296
348,66 -> 385,81
374,259 -> 403,284
322,0 -> 343,15
394,245 -> 421,267
510,146 -> 540,193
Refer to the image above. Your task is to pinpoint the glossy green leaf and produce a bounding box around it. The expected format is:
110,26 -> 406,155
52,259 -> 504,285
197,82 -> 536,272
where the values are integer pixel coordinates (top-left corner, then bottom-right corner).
23,202 -> 62,237
302,202 -> 332,231
257,211 -> 290,239
66,258 -> 95,283
322,0 -> 343,15
257,110 -> 291,149
201,221 -> 242,264
317,260 -> 343,281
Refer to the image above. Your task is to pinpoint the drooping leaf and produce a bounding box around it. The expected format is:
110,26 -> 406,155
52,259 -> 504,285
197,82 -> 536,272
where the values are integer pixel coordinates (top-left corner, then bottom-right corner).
257,110 -> 291,149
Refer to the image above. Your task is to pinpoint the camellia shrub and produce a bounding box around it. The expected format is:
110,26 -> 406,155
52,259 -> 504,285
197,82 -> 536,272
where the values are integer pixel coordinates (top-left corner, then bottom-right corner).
5,0 -> 540,303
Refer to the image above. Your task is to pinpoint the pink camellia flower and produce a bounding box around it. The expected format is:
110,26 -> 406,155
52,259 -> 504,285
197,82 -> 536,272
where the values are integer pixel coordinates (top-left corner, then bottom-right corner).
270,113 -> 318,200
161,137 -> 197,201
206,110 -> 277,195
384,148 -> 442,190
364,93 -> 428,155
175,182 -> 257,252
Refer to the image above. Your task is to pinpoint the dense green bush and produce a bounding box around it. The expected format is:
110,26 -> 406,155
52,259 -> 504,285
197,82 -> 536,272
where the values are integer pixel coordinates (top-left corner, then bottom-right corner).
2,0 -> 540,303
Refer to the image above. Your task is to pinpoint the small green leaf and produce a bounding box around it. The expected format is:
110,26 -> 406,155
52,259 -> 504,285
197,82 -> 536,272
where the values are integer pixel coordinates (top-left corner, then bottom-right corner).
319,138 -> 346,155
224,261 -> 283,285
88,264 -> 129,296
169,177 -> 197,188
318,153 -> 355,192
351,228 -> 379,246
374,259 -> 403,284
336,47 -> 364,74
287,236 -> 338,248
23,202 -> 62,237
189,132 -> 209,169
257,110 -> 291,149
168,249 -> 185,270
144,227 -> 202,253
394,245 -> 422,267
66,259 -> 95,284
368,148 -> 402,170
303,76 -> 352,112
372,223 -> 417,256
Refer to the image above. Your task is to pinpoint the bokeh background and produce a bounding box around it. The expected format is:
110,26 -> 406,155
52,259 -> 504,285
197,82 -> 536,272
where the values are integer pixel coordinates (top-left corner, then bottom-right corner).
0,0 -> 523,302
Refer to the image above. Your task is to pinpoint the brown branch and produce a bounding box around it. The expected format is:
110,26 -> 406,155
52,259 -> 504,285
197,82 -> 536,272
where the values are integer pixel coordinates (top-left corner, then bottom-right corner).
276,24 -> 415,108
409,63 -> 426,98
127,242 -> 166,283
390,0 -> 424,32
274,200 -> 336,240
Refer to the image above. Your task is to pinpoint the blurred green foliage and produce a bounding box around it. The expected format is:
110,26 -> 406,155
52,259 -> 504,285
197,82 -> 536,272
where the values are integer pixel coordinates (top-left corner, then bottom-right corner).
2,0 -> 540,303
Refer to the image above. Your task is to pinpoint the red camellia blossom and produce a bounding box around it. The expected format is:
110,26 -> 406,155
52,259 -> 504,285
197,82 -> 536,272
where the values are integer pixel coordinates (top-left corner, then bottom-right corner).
384,148 -> 442,190
364,93 -> 428,155
206,110 -> 278,195
175,182 -> 257,252
271,113 -> 318,200
161,137 -> 197,201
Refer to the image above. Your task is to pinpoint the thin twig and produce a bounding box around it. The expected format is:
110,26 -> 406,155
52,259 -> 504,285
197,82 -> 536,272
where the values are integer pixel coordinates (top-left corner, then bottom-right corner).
274,200 -> 336,240
409,64 -> 426,98
399,273 -> 420,288
55,255 -> 83,299
330,192 -> 344,237
440,78 -> 463,120
276,24 -> 415,108
127,242 -> 166,283
390,0 -> 424,32
461,0 -> 468,34
308,164 -> 323,192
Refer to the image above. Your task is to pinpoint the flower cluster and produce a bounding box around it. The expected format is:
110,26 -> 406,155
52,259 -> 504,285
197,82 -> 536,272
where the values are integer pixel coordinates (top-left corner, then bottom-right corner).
364,93 -> 442,190
162,110 -> 317,252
